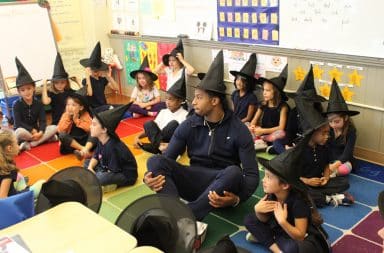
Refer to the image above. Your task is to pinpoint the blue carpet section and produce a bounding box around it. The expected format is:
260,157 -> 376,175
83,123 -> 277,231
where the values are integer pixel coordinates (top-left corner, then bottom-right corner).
354,159 -> 384,183
231,230 -> 270,253
348,174 -> 384,207
319,202 -> 372,230
322,224 -> 344,244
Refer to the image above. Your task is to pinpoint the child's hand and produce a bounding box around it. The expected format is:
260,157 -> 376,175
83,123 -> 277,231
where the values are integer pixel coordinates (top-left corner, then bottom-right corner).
320,177 -> 329,186
143,172 -> 165,192
32,131 -> 43,141
255,195 -> 276,213
254,127 -> 263,136
274,202 -> 288,225
176,52 -> 184,61
304,177 -> 322,187
208,190 -> 239,208
85,67 -> 92,76
133,137 -> 142,149
42,79 -> 48,87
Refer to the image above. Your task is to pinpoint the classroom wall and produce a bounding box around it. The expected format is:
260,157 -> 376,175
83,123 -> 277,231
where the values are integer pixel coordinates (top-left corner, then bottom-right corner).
109,35 -> 384,164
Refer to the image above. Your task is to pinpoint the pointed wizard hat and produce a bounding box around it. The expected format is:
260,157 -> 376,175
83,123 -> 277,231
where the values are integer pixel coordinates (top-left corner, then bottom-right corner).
295,96 -> 328,135
287,65 -> 326,102
50,52 -> 69,81
230,53 -> 257,81
130,56 -> 158,81
197,50 -> 226,94
325,79 -> 359,116
93,103 -> 132,139
167,69 -> 186,100
80,42 -> 109,71
258,64 -> 288,101
15,57 -> 40,88
198,235 -> 250,253
162,38 -> 184,66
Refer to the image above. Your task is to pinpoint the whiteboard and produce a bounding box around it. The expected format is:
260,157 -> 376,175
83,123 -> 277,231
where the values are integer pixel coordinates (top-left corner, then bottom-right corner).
0,2 -> 57,82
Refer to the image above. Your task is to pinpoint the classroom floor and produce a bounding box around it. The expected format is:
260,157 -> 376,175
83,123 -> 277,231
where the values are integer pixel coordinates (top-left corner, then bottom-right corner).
15,94 -> 384,252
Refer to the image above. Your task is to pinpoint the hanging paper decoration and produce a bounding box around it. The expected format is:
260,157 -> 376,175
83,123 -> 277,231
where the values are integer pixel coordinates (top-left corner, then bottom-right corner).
348,69 -> 363,87
319,83 -> 331,97
342,86 -> 354,101
328,67 -> 343,82
293,66 -> 305,81
312,64 -> 324,80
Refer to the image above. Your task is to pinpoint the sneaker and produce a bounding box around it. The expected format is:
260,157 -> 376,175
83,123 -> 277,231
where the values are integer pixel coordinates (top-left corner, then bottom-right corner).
19,142 -> 31,152
245,232 -> 258,243
102,184 -> 117,193
266,145 -> 277,155
329,193 -> 354,207
254,139 -> 268,151
194,221 -> 208,250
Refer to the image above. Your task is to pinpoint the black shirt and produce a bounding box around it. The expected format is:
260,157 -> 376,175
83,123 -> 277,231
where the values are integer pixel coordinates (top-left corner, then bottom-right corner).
328,126 -> 356,163
48,89 -> 75,125
260,102 -> 288,128
231,90 -> 258,120
302,144 -> 330,178
13,97 -> 47,132
0,170 -> 17,196
82,76 -> 108,108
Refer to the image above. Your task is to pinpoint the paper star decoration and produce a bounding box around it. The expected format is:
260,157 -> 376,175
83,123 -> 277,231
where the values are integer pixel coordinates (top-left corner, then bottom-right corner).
313,65 -> 324,80
328,67 -> 343,82
294,66 -> 306,81
319,83 -> 331,97
342,86 -> 354,101
348,70 -> 363,87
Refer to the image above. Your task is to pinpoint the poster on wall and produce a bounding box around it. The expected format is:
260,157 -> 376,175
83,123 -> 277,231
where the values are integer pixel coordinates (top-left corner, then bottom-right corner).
124,40 -> 141,85
217,0 -> 279,45
157,42 -> 176,90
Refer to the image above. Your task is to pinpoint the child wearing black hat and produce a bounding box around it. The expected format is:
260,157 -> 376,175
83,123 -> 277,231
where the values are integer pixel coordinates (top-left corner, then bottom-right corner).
230,53 -> 258,123
42,52 -> 80,125
129,56 -> 164,117
133,71 -> 188,154
80,42 -> 119,113
325,79 -> 359,177
13,58 -> 58,152
86,103 -> 138,191
154,38 -> 195,91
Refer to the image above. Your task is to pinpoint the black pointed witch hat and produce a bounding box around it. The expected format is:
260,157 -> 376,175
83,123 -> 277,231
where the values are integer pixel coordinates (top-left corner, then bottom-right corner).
258,64 -> 288,101
162,38 -> 184,66
325,79 -> 359,116
80,42 -> 109,71
230,53 -> 257,81
50,52 -> 69,81
68,87 -> 89,112
168,69 -> 186,100
287,65 -> 326,102
93,103 -> 132,139
198,235 -> 250,253
197,50 -> 226,94
295,96 -> 328,135
130,56 -> 158,81
15,57 -> 40,88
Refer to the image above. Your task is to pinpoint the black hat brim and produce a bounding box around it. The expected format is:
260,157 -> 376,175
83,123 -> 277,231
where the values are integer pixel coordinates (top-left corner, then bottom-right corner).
35,166 -> 102,214
79,58 -> 109,71
257,77 -> 288,101
16,79 -> 41,88
129,70 -> 158,81
287,92 -> 327,102
115,194 -> 197,252
323,110 -> 360,117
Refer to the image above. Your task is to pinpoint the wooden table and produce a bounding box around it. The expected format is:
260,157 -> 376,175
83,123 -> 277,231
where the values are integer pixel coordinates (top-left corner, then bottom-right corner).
0,202 -> 137,253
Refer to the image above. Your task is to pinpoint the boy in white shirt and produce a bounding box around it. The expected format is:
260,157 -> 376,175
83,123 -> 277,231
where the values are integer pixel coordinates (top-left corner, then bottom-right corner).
134,71 -> 188,154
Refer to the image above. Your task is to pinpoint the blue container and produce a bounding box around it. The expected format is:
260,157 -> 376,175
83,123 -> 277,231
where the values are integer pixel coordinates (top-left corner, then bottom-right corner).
0,95 -> 19,118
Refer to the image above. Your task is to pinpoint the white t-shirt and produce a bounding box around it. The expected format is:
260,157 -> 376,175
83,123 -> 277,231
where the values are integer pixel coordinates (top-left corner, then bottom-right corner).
130,86 -> 160,103
154,107 -> 188,130
165,67 -> 184,91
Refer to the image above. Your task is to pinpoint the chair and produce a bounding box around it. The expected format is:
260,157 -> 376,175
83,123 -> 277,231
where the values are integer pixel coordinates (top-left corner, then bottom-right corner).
0,190 -> 34,229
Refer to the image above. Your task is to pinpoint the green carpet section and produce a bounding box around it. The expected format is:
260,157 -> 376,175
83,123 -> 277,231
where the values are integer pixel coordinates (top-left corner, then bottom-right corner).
256,152 -> 275,161
99,201 -> 122,223
107,184 -> 154,209
201,213 -> 239,248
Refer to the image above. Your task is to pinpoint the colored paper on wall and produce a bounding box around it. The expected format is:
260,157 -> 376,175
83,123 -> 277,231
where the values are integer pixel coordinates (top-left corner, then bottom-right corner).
139,41 -> 159,88
157,42 -> 176,91
124,40 -> 141,85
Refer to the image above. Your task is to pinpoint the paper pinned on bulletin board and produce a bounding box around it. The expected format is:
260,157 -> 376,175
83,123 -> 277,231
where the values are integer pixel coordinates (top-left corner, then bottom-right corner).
111,0 -> 139,34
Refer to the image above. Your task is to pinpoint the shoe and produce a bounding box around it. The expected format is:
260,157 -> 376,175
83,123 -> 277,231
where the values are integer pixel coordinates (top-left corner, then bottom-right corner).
19,142 -> 31,152
254,139 -> 268,151
194,221 -> 208,250
329,193 -> 354,207
266,145 -> 277,154
245,232 -> 258,243
102,184 -> 117,193
139,143 -> 161,154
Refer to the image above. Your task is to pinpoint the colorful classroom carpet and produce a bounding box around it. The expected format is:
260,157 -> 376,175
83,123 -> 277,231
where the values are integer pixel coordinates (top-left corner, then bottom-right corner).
16,116 -> 384,252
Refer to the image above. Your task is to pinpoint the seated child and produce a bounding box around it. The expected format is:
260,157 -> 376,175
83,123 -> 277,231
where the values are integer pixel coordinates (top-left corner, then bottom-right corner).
296,98 -> 353,208
42,52 -> 80,125
244,136 -> 330,253
57,91 -> 97,158
230,53 -> 258,123
13,58 -> 57,151
0,129 -> 44,199
134,71 -> 188,154
80,42 -> 119,112
129,56 -> 164,117
86,103 -> 138,191
249,65 -> 289,151
325,79 -> 359,177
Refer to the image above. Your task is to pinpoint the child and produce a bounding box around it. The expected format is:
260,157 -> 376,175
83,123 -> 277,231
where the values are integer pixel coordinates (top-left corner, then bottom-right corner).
134,71 -> 188,154
86,103 -> 138,190
13,57 -> 57,151
244,137 -> 330,253
129,56 -> 164,117
57,91 -> 97,157
154,38 -> 195,91
0,129 -> 43,198
296,97 -> 353,208
230,53 -> 258,123
249,65 -> 289,151
80,42 -> 119,112
42,52 -> 79,125
325,79 -> 359,177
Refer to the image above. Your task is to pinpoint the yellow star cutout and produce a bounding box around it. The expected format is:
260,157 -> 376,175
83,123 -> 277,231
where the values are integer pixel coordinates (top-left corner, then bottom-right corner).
319,83 -> 331,97
348,70 -> 363,87
294,66 -> 306,81
328,67 -> 343,82
342,86 -> 354,101
313,65 -> 324,80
